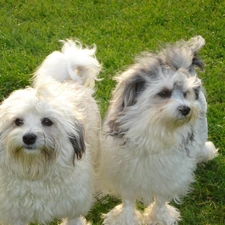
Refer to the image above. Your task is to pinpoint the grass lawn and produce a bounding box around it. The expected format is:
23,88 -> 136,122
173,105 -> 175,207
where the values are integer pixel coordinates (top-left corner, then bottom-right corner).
0,0 -> 225,224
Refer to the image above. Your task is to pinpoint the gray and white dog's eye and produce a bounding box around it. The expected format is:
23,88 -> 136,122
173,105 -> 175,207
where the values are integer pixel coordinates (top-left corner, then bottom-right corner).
41,118 -> 53,127
193,87 -> 200,100
157,89 -> 172,98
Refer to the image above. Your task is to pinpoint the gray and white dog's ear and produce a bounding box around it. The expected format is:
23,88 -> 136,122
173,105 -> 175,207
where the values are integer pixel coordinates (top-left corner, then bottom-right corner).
111,56 -> 162,113
118,74 -> 147,109
187,35 -> 205,71
68,121 -> 85,164
162,35 -> 205,74
107,71 -> 147,137
187,35 -> 205,54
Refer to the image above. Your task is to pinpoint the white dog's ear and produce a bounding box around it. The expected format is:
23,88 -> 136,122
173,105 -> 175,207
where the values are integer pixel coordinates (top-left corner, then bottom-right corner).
68,121 -> 85,163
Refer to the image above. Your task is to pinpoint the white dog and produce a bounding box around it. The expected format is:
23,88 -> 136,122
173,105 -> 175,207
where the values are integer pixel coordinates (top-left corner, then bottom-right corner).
99,36 -> 217,225
0,40 -> 101,225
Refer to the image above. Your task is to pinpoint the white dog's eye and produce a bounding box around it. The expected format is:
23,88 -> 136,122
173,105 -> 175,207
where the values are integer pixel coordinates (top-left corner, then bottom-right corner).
15,118 -> 24,126
42,118 -> 53,127
157,89 -> 172,98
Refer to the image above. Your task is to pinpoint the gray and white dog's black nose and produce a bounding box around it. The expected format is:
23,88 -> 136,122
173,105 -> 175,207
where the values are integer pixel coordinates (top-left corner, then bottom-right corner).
23,133 -> 37,145
178,105 -> 191,116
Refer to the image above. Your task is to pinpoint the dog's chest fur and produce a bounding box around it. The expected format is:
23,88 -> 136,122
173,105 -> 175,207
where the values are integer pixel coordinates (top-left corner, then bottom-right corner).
101,130 -> 197,205
0,162 -> 93,224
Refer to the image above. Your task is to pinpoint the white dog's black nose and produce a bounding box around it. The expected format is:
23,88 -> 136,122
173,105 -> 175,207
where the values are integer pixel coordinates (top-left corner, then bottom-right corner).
23,133 -> 37,145
178,106 -> 191,116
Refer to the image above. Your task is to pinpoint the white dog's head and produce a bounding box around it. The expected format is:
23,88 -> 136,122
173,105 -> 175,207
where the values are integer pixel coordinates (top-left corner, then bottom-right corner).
0,87 -> 85,180
0,39 -> 102,181
105,36 -> 205,147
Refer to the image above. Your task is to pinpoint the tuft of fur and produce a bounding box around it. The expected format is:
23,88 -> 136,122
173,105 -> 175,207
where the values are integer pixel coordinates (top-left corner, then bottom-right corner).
0,39 -> 101,225
99,36 -> 217,225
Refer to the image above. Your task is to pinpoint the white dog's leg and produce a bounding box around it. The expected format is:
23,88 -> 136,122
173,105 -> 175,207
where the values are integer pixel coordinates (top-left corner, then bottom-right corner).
143,199 -> 180,225
60,217 -> 91,225
102,199 -> 142,225
197,141 -> 218,163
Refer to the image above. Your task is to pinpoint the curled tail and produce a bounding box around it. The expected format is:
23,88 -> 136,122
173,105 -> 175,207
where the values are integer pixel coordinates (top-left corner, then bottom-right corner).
34,39 -> 101,89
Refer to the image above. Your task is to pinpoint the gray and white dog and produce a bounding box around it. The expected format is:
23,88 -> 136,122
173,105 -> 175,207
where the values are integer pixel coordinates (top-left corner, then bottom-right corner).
99,36 -> 217,225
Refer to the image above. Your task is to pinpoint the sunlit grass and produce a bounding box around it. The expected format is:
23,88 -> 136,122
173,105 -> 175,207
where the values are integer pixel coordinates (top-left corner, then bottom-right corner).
0,0 -> 224,224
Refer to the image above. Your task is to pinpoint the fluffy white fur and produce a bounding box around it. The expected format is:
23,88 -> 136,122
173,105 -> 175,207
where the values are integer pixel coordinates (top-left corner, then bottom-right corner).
99,36 -> 217,225
0,40 -> 101,225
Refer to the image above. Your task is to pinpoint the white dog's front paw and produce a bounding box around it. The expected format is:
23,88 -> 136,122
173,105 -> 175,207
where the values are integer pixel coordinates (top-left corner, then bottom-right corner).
60,217 -> 91,225
102,204 -> 142,225
143,203 -> 180,225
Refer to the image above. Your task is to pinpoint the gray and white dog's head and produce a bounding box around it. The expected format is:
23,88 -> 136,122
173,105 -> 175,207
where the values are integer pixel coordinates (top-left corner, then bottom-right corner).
105,36 -> 206,144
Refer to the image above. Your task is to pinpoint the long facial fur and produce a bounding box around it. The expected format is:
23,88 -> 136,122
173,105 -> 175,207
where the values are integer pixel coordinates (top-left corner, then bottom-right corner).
106,36 -> 205,145
0,88 -> 85,180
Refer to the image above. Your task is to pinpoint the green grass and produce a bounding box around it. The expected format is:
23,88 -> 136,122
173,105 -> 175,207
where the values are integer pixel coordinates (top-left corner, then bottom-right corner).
0,0 -> 225,224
